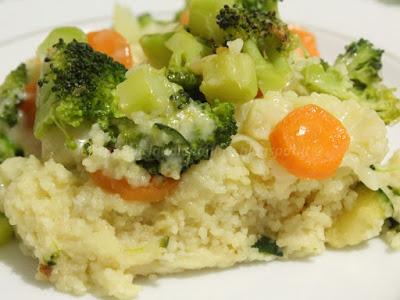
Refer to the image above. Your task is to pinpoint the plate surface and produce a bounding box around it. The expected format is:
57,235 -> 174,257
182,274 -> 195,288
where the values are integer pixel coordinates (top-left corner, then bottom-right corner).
0,1 -> 400,300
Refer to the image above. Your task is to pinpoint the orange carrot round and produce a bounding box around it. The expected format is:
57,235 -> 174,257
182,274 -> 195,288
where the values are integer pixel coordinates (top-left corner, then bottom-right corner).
289,25 -> 320,57
91,171 -> 178,203
19,82 -> 37,129
87,29 -> 133,69
269,104 -> 350,180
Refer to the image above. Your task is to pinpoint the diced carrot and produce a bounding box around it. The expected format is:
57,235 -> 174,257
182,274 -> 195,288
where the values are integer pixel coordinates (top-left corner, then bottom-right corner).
179,10 -> 190,26
19,82 -> 37,129
91,171 -> 178,203
87,29 -> 133,69
269,104 -> 350,180
289,25 -> 320,57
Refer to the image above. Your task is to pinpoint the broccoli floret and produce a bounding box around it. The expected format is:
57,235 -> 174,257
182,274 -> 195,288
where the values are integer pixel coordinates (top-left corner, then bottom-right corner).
207,100 -> 237,148
238,0 -> 281,13
164,30 -> 211,98
169,89 -> 192,109
335,39 -> 384,89
0,133 -> 22,163
252,235 -> 283,257
166,69 -> 202,95
355,84 -> 400,124
334,39 -> 400,124
301,61 -> 354,100
35,40 -> 127,140
216,3 -> 296,92
216,4 -> 293,58
0,64 -> 28,127
108,91 -> 237,178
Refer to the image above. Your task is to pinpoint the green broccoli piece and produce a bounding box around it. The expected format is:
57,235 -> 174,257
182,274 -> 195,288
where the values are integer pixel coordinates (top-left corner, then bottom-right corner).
108,90 -> 237,177
35,40 -> 127,141
334,39 -> 400,124
164,30 -> 211,97
0,212 -> 13,246
166,70 -> 202,96
169,89 -> 192,109
237,0 -> 282,15
0,133 -> 22,163
216,4 -> 294,58
354,84 -> 400,124
335,39 -> 383,89
301,61 -> 354,100
0,64 -> 28,127
216,3 -> 297,92
252,235 -> 283,257
137,13 -> 171,28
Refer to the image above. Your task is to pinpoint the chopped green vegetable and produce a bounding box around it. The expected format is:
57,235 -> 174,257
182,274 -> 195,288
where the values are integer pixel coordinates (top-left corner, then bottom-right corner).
111,94 -> 237,177
160,236 -> 170,248
0,133 -> 22,163
217,2 -> 297,92
37,27 -> 87,59
0,63 -> 28,127
200,49 -> 258,103
335,39 -> 383,89
117,65 -> 180,116
165,30 -> 211,97
188,0 -> 235,43
239,0 -> 281,14
35,40 -> 127,141
253,236 -> 283,257
44,251 -> 60,267
243,39 -> 291,92
140,32 -> 174,69
301,62 -> 354,100
326,184 -> 392,248
0,212 -> 13,246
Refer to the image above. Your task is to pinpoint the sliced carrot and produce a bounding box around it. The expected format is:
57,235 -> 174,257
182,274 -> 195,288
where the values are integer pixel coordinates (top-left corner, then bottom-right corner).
91,171 -> 178,203
87,29 -> 133,69
269,104 -> 350,180
179,10 -> 190,26
19,82 -> 37,129
256,89 -> 264,98
289,25 -> 320,57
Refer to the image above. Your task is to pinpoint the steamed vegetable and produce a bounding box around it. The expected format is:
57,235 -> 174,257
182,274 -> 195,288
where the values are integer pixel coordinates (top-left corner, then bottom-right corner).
188,0 -> 235,43
269,104 -> 350,179
216,1 -> 297,92
165,30 -> 211,96
87,29 -> 133,69
0,133 -> 22,163
301,62 -> 354,100
326,184 -> 392,248
0,63 -> 28,127
199,48 -> 258,103
0,213 -> 13,246
37,27 -> 87,59
112,87 -> 237,177
117,65 -> 179,116
34,40 -> 127,141
140,32 -> 174,68
91,171 -> 178,202
336,39 -> 400,124
253,236 -> 283,257
302,39 -> 400,124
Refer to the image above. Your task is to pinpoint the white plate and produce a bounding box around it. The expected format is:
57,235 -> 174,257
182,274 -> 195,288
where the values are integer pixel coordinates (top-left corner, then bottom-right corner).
1,1 -> 400,300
